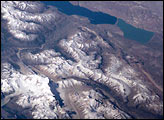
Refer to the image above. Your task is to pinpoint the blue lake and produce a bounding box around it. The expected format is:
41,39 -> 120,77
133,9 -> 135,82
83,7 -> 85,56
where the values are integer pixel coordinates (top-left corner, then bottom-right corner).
117,19 -> 154,44
41,1 -> 117,24
41,1 -> 154,44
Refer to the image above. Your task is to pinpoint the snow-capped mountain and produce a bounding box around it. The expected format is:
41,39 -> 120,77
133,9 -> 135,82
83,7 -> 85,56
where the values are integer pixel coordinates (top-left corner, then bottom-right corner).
1,1 -> 163,119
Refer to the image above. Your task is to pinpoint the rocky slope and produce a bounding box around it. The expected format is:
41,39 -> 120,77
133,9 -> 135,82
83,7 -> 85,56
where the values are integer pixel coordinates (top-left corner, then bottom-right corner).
1,1 -> 163,119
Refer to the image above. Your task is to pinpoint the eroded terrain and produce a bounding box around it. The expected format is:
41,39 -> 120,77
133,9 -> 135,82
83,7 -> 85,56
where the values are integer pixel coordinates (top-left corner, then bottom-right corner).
1,1 -> 163,119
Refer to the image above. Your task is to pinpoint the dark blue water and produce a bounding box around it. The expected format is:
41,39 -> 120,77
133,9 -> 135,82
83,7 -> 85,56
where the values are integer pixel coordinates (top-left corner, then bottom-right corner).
117,19 -> 154,44
41,1 -> 117,24
41,1 -> 154,44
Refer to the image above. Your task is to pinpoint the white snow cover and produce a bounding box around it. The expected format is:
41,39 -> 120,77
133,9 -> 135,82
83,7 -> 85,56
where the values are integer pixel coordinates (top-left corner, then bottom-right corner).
57,79 -> 83,89
1,62 -> 58,119
21,27 -> 163,115
1,1 -> 57,41
1,1 -> 163,118
70,89 -> 131,119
